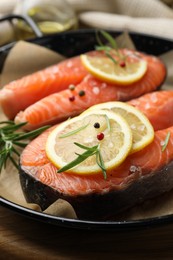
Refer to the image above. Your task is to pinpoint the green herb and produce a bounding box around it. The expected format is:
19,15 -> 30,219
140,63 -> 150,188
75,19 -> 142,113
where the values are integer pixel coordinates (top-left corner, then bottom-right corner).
95,45 -> 112,52
161,131 -> 170,152
99,30 -> 118,50
59,124 -> 89,138
96,30 -> 104,48
96,145 -> 107,179
105,51 -> 118,65
105,114 -> 111,132
0,121 -> 50,173
95,30 -> 127,67
58,143 -> 98,173
57,142 -> 107,179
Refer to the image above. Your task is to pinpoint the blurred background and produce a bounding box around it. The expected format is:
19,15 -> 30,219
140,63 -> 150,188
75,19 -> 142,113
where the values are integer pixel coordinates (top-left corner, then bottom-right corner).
0,0 -> 173,46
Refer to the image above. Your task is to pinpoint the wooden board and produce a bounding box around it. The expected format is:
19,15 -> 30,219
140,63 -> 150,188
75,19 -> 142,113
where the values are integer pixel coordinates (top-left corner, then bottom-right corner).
1,206 -> 173,259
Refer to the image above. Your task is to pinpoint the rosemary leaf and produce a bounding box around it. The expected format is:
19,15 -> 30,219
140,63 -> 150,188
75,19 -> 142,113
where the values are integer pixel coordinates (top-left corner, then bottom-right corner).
95,30 -> 123,66
1,122 -> 27,132
74,142 -> 98,151
96,30 -> 104,47
11,146 -> 20,156
0,154 -> 7,172
58,146 -> 98,173
0,120 -> 16,125
95,45 -> 112,52
100,30 -> 118,50
161,132 -> 171,152
96,148 -> 107,179
13,141 -> 28,148
13,125 -> 50,141
105,51 -> 117,65
58,142 -> 107,179
9,155 -> 19,170
0,121 -> 50,173
59,124 -> 89,138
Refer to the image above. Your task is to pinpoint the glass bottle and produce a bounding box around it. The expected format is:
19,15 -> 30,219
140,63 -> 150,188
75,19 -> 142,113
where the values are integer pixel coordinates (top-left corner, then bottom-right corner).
14,0 -> 78,37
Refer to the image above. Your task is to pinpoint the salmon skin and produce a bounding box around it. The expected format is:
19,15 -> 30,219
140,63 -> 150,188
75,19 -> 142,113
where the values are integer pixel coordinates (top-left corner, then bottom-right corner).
0,56 -> 88,119
20,126 -> 173,220
15,50 -> 166,131
20,91 -> 173,219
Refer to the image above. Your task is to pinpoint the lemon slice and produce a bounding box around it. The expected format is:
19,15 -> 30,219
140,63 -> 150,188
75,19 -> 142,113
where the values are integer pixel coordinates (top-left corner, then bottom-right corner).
81,53 -> 147,85
46,110 -> 132,175
84,102 -> 154,153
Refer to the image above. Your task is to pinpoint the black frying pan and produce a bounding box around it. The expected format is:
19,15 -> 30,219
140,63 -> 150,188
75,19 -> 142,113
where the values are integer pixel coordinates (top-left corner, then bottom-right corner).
1,14 -> 173,57
1,15 -> 173,230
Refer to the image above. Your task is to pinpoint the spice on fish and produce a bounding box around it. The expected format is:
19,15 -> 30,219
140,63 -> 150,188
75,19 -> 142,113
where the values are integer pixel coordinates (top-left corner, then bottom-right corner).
78,90 -> 85,97
69,84 -> 75,90
69,96 -> 75,102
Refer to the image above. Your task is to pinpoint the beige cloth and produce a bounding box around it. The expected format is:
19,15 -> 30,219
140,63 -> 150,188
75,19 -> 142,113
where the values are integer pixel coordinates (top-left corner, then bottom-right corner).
68,0 -> 173,17
67,0 -> 173,39
1,0 -> 173,41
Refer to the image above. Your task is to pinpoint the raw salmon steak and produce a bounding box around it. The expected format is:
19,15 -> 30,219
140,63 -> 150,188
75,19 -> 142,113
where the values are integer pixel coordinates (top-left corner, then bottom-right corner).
0,56 -> 88,119
15,49 -> 166,131
0,49 -> 166,123
20,91 -> 173,220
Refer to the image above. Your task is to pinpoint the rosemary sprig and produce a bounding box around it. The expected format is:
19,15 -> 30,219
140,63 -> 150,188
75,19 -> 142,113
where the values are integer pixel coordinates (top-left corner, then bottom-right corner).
57,142 -> 107,179
96,144 -> 107,179
99,30 -> 118,50
0,121 -> 50,173
161,131 -> 170,152
95,30 -> 123,65
58,143 -> 98,173
59,124 -> 89,138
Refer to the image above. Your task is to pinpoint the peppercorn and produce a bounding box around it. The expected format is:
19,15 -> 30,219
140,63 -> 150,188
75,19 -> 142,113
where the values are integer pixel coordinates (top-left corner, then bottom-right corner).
97,132 -> 104,140
69,96 -> 75,102
78,90 -> 85,97
69,84 -> 75,90
119,61 -> 126,67
94,122 -> 100,128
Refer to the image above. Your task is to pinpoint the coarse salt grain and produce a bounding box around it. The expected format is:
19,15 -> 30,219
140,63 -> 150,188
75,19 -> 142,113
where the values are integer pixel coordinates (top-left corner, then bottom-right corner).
66,61 -> 73,68
151,93 -> 158,103
93,87 -> 100,95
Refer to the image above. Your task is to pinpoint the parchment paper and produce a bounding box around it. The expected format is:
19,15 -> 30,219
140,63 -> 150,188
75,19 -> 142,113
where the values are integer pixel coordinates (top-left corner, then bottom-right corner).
1,34 -> 173,221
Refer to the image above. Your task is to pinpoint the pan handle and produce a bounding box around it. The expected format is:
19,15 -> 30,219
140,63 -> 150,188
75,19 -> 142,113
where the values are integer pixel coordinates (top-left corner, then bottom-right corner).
0,14 -> 43,38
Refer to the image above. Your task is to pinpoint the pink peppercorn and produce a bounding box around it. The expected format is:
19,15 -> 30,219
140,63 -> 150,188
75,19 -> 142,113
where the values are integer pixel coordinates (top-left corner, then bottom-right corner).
69,96 -> 75,102
97,132 -> 104,141
119,61 -> 126,67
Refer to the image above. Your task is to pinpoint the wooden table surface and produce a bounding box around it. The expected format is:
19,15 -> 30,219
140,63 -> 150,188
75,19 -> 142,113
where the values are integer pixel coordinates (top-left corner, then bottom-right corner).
1,205 -> 173,259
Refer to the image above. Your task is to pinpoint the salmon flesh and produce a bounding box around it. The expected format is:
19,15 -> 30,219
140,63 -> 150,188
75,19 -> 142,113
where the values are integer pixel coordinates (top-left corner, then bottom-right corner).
20,90 -> 173,220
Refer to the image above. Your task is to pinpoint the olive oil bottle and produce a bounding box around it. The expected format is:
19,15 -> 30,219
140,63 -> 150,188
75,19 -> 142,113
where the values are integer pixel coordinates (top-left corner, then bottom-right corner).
14,0 -> 78,38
